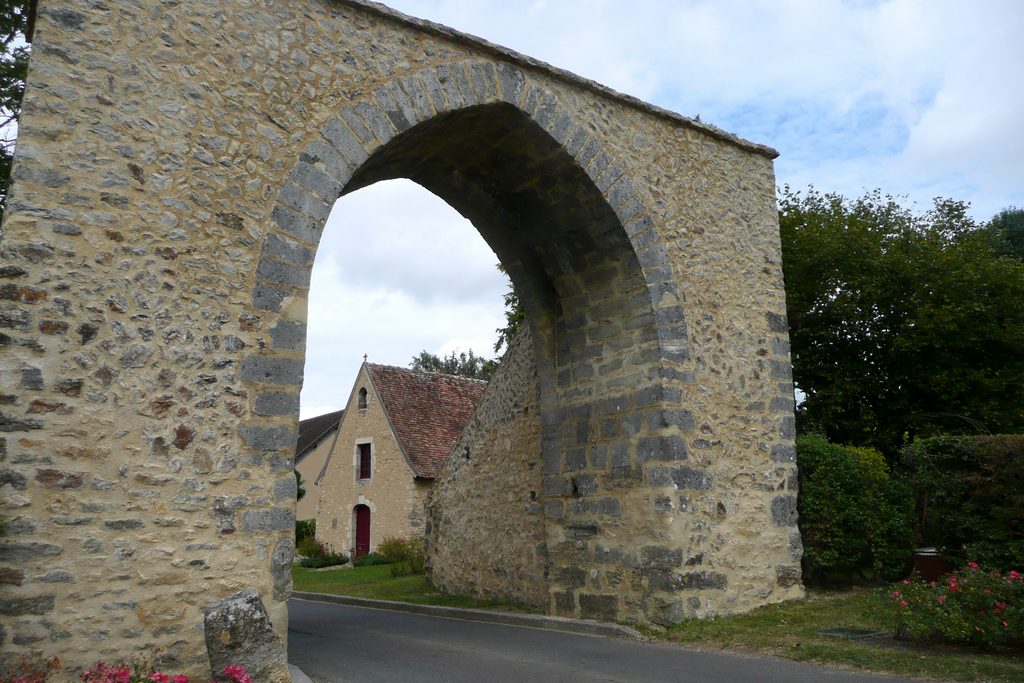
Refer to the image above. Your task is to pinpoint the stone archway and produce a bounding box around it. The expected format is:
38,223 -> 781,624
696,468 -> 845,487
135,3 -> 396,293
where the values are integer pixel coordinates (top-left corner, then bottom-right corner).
0,0 -> 800,676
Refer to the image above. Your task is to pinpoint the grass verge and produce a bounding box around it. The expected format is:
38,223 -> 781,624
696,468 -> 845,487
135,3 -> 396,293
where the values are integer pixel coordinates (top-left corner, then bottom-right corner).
662,587 -> 1024,682
291,565 -> 538,612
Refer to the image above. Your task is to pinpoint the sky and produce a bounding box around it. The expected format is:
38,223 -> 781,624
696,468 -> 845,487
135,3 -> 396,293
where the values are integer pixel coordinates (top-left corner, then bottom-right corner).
299,0 -> 1024,418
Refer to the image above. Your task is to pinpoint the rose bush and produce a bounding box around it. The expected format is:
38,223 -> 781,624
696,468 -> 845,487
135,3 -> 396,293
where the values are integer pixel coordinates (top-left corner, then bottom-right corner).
886,563 -> 1024,649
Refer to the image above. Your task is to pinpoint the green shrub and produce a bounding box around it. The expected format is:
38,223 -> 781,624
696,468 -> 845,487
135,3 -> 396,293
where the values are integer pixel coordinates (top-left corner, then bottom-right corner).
901,435 -> 1024,570
884,563 -> 1024,649
353,551 -> 389,567
378,536 -> 426,576
295,518 -> 316,544
298,544 -> 348,568
297,535 -> 324,559
798,434 -> 915,584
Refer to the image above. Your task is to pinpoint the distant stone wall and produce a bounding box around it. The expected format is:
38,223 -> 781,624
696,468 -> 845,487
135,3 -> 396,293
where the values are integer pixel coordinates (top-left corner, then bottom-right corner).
426,329 -> 546,607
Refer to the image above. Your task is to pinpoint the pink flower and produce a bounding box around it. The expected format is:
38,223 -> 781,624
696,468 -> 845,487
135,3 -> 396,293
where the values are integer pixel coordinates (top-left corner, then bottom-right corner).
967,561 -> 980,570
221,665 -> 252,683
1003,620 -> 1009,628
902,579 -> 910,585
1009,570 -> 1021,580
891,590 -> 900,598
900,600 -> 908,607
150,674 -> 170,683
171,676 -> 188,683
938,595 -> 947,605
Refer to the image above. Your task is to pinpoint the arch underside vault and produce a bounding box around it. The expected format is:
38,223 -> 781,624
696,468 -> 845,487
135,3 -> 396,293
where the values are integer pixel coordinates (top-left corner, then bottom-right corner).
1,0 -> 800,674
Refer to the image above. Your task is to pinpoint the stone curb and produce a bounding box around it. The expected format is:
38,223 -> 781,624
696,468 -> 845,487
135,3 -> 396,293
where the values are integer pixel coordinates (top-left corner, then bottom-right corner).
287,664 -> 313,683
291,592 -> 644,640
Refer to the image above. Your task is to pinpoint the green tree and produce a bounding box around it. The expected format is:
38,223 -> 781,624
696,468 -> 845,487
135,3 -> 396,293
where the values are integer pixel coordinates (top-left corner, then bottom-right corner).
779,187 -> 1024,456
0,0 -> 32,223
410,348 -> 496,381
494,263 -> 525,354
294,469 -> 306,502
984,206 -> 1024,260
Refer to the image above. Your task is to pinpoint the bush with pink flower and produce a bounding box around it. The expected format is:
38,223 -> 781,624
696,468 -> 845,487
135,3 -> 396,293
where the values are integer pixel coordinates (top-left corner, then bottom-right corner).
1,656 -> 251,683
79,661 -> 251,683
886,562 -> 1024,649
78,661 -> 251,683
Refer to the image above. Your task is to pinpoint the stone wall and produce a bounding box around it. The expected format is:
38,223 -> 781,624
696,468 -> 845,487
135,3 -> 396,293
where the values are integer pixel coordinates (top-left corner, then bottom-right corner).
295,431 -> 334,521
315,365 -> 428,555
0,0 -> 800,674
426,329 -> 546,607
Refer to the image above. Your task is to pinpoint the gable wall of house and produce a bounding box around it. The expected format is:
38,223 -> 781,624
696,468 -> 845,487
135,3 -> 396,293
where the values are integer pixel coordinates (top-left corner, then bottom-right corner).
427,329 -> 546,606
295,434 -> 334,521
315,366 -> 426,555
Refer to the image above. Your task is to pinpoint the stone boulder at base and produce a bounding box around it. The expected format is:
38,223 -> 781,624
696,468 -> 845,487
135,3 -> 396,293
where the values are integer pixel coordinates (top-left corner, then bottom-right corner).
204,589 -> 291,682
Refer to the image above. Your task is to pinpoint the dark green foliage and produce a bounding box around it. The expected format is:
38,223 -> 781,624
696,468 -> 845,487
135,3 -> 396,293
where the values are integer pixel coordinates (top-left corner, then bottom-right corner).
0,0 -> 31,224
409,348 -> 496,380
297,537 -> 348,568
296,535 -> 322,559
299,550 -> 349,569
295,518 -> 316,545
901,435 -> 1024,570
352,551 -> 389,567
780,187 -> 1024,456
494,263 -> 525,354
797,434 -> 915,584
294,469 -> 306,501
985,207 -> 1024,260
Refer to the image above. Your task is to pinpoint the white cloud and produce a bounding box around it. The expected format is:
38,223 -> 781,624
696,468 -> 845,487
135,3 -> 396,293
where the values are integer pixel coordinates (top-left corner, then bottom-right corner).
299,180 -> 506,418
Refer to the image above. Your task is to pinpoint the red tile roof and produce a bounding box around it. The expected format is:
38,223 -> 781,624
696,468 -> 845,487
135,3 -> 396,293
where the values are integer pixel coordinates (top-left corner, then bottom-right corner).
366,363 -> 487,479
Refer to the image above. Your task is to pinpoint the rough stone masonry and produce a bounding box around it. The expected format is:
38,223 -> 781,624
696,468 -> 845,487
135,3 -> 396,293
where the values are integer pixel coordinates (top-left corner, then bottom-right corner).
0,0 -> 802,676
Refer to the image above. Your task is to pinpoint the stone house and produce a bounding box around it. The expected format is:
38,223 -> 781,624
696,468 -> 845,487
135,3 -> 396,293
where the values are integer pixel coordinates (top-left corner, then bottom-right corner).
314,363 -> 487,557
294,409 -> 344,521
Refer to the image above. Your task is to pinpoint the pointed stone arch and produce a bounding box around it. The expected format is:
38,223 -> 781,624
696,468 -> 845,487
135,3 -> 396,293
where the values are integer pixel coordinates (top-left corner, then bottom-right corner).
240,60 -> 701,621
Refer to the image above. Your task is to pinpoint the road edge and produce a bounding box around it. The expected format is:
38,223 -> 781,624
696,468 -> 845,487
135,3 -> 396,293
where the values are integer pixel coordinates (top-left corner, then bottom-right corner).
290,591 -> 644,640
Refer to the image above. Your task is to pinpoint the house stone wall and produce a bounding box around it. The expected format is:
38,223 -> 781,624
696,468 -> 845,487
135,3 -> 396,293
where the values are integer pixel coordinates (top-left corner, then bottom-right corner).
426,329 -> 546,607
295,433 -> 334,521
314,365 -> 426,555
0,0 -> 801,675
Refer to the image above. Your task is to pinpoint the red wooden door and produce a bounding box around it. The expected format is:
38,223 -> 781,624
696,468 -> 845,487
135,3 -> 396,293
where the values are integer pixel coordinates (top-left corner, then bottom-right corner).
354,505 -> 370,558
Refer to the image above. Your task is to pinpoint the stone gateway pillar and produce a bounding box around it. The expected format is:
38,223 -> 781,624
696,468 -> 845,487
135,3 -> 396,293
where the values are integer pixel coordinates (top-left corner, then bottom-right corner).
0,0 -> 801,676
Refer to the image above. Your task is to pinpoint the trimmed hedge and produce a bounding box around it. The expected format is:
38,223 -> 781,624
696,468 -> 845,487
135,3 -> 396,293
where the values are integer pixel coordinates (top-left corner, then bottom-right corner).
797,434 -> 915,583
352,552 -> 389,567
901,435 -> 1024,570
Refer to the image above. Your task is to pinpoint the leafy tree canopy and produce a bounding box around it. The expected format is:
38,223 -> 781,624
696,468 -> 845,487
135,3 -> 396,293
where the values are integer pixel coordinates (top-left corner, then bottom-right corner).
410,348 -> 497,381
780,186 -> 1024,456
0,0 -> 32,223
494,263 -> 525,354
983,206 -> 1024,260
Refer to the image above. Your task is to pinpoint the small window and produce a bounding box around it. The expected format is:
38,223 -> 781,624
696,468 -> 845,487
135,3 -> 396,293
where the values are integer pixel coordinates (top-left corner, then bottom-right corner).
358,387 -> 368,409
358,442 -> 371,480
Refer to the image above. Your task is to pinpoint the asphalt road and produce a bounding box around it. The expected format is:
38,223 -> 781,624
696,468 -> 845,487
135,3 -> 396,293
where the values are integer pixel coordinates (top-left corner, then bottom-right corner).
287,598 -> 904,682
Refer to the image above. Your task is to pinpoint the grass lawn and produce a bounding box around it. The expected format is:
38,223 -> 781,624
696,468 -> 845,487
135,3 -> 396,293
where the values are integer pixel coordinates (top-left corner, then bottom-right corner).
294,567 -> 1023,681
291,564 -> 538,612
663,587 -> 1024,682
